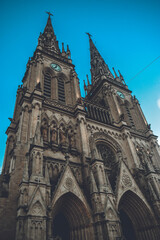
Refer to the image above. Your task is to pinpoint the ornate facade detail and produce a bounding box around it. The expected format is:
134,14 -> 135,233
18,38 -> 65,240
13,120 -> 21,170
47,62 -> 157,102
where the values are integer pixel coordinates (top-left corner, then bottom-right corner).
122,174 -> 132,188
0,14 -> 160,240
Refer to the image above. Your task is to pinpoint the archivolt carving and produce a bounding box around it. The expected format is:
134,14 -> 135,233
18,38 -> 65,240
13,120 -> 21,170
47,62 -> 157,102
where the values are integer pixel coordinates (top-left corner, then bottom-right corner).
43,66 -> 55,77
93,132 -> 123,155
57,72 -> 68,82
87,124 -> 128,140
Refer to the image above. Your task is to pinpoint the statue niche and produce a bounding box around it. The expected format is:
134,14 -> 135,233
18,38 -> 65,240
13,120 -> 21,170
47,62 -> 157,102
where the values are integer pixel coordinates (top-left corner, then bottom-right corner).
68,126 -> 76,148
41,119 -> 48,142
59,123 -> 67,146
50,121 -> 58,144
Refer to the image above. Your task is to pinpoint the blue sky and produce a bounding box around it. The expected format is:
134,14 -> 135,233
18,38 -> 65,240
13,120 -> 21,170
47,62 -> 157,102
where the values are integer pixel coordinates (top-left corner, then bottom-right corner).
0,0 -> 160,170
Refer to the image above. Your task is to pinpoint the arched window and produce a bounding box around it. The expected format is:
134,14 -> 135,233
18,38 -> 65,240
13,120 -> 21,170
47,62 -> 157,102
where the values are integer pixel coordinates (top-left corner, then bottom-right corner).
97,144 -> 118,192
97,144 -> 116,168
58,77 -> 65,103
44,72 -> 51,98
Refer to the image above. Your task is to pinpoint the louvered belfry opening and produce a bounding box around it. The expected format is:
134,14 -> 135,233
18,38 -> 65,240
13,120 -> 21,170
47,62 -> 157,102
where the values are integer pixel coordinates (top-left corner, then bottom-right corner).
44,72 -> 52,98
58,77 -> 65,103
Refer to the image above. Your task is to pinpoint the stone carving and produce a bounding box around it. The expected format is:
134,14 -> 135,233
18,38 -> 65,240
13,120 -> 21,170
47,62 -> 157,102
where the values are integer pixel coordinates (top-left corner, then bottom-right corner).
50,122 -> 58,144
23,188 -> 28,205
122,174 -> 132,187
108,208 -> 114,219
41,119 -> 48,141
31,201 -> 43,215
68,127 -> 75,148
109,223 -> 118,232
97,144 -> 117,168
42,128 -> 47,141
59,124 -> 67,145
65,177 -> 73,190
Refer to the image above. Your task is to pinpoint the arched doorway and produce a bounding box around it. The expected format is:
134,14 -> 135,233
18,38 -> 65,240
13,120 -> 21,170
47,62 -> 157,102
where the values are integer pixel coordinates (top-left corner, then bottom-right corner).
119,209 -> 136,240
52,192 -> 94,240
118,190 -> 159,240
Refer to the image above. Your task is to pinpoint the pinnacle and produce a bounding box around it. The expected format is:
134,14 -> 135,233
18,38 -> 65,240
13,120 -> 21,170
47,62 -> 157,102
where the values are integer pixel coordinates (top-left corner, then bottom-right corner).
37,13 -> 60,54
87,35 -> 114,84
43,13 -> 55,35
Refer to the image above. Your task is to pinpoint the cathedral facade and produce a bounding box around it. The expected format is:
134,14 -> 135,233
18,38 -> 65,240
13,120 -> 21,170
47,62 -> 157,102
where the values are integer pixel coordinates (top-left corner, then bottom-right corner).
0,14 -> 160,240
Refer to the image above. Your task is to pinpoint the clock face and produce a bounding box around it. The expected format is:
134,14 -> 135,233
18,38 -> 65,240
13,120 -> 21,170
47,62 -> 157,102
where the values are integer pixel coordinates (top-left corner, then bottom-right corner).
117,91 -> 125,99
50,63 -> 61,72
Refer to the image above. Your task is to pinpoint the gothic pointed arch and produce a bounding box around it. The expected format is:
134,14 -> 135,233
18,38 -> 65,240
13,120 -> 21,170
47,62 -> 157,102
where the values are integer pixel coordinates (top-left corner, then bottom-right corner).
51,192 -> 95,240
28,186 -> 46,217
49,164 -> 95,239
43,66 -> 55,77
90,132 -> 124,193
93,131 -> 124,156
41,111 -> 50,122
49,114 -> 58,126
118,190 -> 160,240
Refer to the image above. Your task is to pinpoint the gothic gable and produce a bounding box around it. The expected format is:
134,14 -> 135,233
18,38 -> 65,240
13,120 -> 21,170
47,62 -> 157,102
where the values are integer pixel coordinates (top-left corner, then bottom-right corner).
51,165 -> 89,211
28,186 -> 46,217
116,160 -> 152,211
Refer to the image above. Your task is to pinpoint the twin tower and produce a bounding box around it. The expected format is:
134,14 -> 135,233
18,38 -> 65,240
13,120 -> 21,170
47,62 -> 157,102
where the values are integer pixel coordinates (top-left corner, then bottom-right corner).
0,14 -> 160,240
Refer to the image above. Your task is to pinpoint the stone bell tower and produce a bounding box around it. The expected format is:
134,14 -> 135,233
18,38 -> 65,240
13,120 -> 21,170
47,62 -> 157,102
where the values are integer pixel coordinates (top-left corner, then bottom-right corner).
0,13 -> 160,240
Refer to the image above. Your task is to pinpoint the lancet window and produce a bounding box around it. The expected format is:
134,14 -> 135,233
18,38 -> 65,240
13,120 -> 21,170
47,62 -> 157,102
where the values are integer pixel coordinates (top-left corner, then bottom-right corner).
44,72 -> 52,98
58,77 -> 65,103
97,144 -> 118,192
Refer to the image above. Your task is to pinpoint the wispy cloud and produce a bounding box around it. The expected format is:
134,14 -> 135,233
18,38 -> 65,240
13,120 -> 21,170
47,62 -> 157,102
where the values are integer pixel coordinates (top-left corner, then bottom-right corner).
157,99 -> 160,109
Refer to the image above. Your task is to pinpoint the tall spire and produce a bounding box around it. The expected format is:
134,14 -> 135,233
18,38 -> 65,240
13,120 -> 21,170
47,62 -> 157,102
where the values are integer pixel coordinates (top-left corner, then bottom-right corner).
37,12 -> 60,54
87,33 -> 113,84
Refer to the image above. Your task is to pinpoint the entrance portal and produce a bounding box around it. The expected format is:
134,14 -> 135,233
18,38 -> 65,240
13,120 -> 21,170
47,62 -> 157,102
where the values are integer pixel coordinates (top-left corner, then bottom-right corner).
119,209 -> 136,240
118,190 -> 159,240
52,192 -> 94,240
53,213 -> 70,240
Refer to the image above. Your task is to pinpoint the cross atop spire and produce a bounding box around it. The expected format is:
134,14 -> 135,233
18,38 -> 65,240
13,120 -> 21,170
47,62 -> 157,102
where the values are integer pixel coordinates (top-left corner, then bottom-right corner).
46,11 -> 53,17
86,32 -> 92,39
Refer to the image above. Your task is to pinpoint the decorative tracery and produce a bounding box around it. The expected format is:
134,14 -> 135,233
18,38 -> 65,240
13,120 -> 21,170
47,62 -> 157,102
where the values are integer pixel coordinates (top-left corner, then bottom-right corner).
97,144 -> 119,192
97,144 -> 117,168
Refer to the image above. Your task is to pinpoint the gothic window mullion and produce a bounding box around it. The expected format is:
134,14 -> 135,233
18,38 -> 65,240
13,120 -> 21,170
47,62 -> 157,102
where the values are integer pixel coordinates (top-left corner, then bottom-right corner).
58,77 -> 65,103
44,72 -> 51,98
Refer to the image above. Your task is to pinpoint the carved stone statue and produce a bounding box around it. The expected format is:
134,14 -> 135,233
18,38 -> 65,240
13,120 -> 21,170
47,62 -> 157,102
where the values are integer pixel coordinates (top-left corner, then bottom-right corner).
42,128 -> 48,141
68,128 -> 75,148
59,125 -> 67,145
51,129 -> 57,143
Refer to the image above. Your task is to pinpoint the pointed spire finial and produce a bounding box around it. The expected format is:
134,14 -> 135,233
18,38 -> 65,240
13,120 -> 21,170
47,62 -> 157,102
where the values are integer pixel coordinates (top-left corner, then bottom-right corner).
86,74 -> 90,86
62,42 -> 65,53
118,70 -> 126,85
88,35 -> 113,84
83,80 -> 87,95
86,32 -> 92,39
112,67 -> 118,78
37,11 -> 60,54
